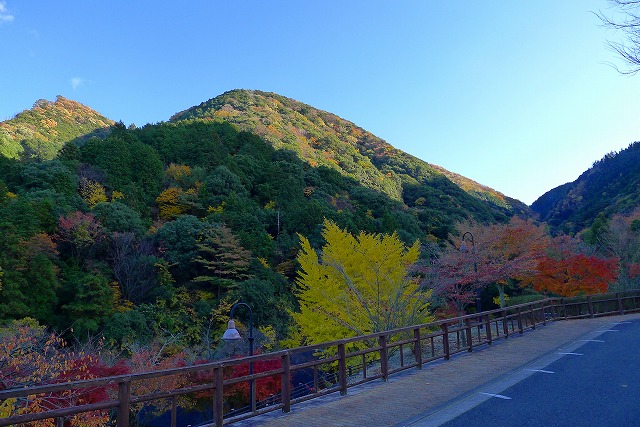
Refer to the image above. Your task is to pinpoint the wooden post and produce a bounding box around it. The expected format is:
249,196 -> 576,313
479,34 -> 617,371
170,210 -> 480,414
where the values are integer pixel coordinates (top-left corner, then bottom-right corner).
465,318 -> 473,352
281,353 -> 291,412
562,298 -> 567,319
379,335 -> 389,381
529,304 -> 536,330
541,301 -> 547,325
171,396 -> 177,427
214,367 -> 224,427
588,296 -> 594,318
517,306 -> 524,334
484,314 -> 492,344
117,379 -> 131,427
414,328 -> 423,369
617,292 -> 625,315
502,309 -> 509,338
338,342 -> 348,394
441,323 -> 450,360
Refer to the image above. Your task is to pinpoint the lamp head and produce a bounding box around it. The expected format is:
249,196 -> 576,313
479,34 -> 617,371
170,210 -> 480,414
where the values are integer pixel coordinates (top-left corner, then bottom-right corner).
222,319 -> 242,341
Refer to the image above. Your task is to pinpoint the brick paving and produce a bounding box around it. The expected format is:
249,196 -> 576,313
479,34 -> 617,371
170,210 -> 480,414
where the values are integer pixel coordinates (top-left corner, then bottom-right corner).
229,313 -> 640,427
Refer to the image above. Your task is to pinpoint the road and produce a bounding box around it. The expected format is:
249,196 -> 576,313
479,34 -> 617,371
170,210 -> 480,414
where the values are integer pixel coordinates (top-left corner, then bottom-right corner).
406,318 -> 640,427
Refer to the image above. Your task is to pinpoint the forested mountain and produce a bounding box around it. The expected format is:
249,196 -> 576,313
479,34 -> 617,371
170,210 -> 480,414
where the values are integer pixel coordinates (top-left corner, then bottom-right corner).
171,90 -> 528,215
0,96 -> 113,161
0,90 -> 527,350
532,141 -> 640,234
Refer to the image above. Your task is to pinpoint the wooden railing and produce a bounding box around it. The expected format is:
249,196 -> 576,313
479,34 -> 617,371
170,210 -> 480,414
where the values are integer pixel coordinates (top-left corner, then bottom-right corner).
2,289 -> 640,426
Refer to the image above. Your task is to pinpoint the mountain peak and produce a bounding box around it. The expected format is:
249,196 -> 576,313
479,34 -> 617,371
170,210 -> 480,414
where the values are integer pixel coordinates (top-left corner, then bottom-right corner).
171,89 -> 527,213
0,96 -> 113,161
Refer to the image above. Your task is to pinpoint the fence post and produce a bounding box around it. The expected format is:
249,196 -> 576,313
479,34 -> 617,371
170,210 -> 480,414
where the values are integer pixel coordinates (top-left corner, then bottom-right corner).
588,296 -> 594,318
617,292 -> 625,315
517,307 -> 524,334
541,301 -> 547,325
281,353 -> 291,412
171,396 -> 177,427
214,367 -> 224,427
117,379 -> 131,427
414,328 -> 423,369
502,309 -> 509,338
562,298 -> 567,319
441,323 -> 450,360
379,335 -> 389,381
484,314 -> 492,345
465,318 -> 473,352
338,342 -> 348,394
529,304 -> 536,330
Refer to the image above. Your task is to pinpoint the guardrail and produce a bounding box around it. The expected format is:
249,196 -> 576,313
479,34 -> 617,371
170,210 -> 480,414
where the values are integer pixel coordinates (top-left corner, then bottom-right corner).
2,289 -> 640,426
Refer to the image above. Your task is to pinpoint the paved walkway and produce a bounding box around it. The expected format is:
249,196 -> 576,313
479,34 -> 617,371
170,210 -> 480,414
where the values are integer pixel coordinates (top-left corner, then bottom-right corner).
231,313 -> 640,427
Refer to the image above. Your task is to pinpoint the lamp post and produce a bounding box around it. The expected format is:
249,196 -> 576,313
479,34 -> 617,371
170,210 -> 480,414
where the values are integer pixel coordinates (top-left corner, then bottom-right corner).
222,302 -> 255,412
460,232 -> 481,313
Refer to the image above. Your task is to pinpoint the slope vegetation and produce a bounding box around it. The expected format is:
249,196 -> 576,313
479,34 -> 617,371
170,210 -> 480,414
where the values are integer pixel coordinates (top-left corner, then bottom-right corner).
532,141 -> 640,234
0,96 -> 113,160
171,89 -> 527,215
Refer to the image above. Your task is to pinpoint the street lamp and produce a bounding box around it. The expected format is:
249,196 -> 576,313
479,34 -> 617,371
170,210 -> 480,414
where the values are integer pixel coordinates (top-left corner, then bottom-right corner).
460,232 -> 481,313
222,302 -> 255,411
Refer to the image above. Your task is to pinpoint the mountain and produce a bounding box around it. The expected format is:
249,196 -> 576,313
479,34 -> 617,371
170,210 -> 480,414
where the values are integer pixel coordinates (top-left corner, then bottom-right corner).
0,96 -> 113,161
531,141 -> 640,234
170,89 -> 528,215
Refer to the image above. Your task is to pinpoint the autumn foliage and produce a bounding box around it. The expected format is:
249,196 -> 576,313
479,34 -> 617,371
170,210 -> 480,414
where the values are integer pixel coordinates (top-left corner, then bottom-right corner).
0,319 -> 128,426
532,254 -> 618,297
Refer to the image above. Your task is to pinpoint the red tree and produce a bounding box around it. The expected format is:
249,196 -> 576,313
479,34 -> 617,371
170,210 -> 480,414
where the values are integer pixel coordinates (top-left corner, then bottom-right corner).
532,254 -> 618,297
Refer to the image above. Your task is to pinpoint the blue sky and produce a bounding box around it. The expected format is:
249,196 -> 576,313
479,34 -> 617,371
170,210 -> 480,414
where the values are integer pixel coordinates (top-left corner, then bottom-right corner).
1,1 -> 639,205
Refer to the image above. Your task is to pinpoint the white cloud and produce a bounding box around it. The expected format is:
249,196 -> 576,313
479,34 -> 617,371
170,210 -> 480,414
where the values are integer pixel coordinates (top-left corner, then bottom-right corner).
0,1 -> 15,24
70,77 -> 84,89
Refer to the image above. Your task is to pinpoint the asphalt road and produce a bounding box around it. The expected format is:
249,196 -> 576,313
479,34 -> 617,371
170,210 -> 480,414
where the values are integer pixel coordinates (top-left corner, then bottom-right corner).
409,318 -> 640,427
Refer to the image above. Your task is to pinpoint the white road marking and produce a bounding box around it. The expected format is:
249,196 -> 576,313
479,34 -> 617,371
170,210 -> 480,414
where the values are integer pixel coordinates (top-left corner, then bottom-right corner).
480,392 -> 511,400
526,369 -> 555,374
581,339 -> 605,343
558,352 -> 583,355
603,330 -> 619,332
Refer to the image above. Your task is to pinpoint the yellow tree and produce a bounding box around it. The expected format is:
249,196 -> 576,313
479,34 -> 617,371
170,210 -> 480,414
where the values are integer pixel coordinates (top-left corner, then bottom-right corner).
292,220 -> 432,346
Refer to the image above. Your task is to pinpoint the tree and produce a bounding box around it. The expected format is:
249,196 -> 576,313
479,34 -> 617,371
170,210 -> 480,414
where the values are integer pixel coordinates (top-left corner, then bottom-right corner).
193,223 -> 253,299
474,218 -> 548,308
292,220 -> 432,346
597,1 -> 640,74
108,232 -> 158,304
532,254 -> 618,296
78,177 -> 107,208
425,218 -> 548,312
588,209 -> 640,291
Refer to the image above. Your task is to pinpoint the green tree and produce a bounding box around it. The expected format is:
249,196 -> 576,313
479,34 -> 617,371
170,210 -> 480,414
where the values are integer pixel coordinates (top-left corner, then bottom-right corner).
193,223 -> 253,298
292,220 -> 432,346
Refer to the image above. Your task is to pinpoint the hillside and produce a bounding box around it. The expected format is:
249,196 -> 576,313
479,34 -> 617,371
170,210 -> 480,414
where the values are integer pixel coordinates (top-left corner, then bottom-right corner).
0,91 -> 534,346
532,141 -> 640,234
0,96 -> 113,161
170,89 -> 528,215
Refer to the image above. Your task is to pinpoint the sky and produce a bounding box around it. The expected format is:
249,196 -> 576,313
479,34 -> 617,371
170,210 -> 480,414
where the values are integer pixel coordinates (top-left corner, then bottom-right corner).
2,1 -> 640,205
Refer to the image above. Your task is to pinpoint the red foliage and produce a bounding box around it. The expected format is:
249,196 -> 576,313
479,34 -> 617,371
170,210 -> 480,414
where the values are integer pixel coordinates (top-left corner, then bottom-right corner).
0,321 -> 129,426
532,254 -> 618,297
224,356 -> 284,402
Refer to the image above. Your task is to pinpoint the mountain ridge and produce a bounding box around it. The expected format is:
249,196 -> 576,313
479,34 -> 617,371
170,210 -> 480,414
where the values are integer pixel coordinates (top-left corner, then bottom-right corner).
531,141 -> 640,234
170,89 -> 528,213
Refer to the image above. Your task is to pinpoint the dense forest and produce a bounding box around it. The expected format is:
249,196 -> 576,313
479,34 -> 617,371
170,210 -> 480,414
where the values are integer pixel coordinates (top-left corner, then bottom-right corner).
0,100 -> 517,352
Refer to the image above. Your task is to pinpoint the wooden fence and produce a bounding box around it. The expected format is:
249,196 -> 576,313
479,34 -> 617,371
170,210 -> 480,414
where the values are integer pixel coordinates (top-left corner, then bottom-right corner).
2,289 -> 640,426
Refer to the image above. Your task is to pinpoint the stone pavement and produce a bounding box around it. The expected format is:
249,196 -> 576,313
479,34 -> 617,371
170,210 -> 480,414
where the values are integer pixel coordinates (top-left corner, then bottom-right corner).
230,313 -> 640,427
